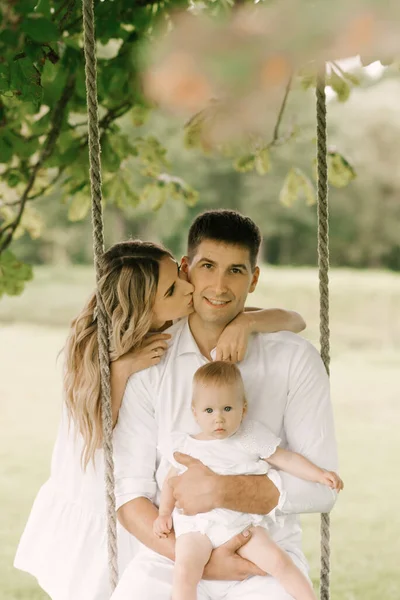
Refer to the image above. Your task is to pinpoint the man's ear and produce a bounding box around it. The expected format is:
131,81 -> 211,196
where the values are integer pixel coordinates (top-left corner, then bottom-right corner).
180,256 -> 190,274
242,399 -> 248,416
249,266 -> 260,293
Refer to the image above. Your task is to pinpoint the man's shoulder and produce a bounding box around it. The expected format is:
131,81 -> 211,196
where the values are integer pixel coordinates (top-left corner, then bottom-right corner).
253,330 -> 321,362
255,330 -> 310,349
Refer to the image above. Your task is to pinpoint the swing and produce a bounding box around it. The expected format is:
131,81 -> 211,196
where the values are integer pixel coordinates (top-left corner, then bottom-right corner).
81,0 -> 331,597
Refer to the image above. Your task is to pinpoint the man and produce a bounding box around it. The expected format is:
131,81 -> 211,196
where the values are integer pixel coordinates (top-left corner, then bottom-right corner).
111,210 -> 338,599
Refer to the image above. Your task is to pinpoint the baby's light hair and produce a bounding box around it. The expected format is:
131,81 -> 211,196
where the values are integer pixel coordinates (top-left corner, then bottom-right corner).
192,361 -> 246,406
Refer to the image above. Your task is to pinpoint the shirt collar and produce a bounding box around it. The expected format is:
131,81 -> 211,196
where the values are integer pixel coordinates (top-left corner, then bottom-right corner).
176,319 -> 206,358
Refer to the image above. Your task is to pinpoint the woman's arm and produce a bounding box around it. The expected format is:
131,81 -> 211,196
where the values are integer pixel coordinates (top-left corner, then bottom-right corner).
243,308 -> 306,334
110,333 -> 171,426
215,309 -> 306,362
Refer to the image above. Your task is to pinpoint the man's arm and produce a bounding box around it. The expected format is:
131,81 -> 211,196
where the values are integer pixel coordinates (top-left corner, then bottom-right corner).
112,374 -> 177,558
118,497 -> 176,561
172,341 -> 337,517
171,452 -> 280,516
113,375 -> 266,580
278,341 -> 338,514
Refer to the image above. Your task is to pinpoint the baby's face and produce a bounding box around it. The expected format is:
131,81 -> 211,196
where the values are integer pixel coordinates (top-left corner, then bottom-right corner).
192,381 -> 246,440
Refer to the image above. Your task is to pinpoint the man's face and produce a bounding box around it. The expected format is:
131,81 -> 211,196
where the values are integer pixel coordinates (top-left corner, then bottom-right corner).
181,240 -> 259,327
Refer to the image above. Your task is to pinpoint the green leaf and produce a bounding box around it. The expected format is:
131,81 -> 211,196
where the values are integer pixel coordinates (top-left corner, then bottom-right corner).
102,134 -> 122,173
254,148 -> 271,175
7,171 -> 21,188
328,70 -> 350,102
298,65 -> 317,90
280,167 -> 315,207
0,135 -> 14,163
234,154 -> 255,173
34,0 -> 52,18
104,173 -> 140,208
20,206 -> 44,239
0,250 -> 33,299
0,63 -> 10,94
130,105 -> 150,127
21,17 -> 59,43
10,56 -> 42,109
340,71 -> 361,86
68,192 -> 91,222
140,182 -> 167,211
327,152 -> 356,188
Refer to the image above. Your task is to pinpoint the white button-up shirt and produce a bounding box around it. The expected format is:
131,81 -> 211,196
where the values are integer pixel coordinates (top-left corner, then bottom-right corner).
113,318 -> 338,559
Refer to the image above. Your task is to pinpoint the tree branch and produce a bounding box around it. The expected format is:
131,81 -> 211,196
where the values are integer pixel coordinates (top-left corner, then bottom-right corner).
0,76 -> 76,253
268,75 -> 293,147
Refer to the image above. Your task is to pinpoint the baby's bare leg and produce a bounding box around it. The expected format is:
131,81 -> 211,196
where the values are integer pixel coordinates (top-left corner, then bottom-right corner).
237,526 -> 317,600
173,532 -> 213,600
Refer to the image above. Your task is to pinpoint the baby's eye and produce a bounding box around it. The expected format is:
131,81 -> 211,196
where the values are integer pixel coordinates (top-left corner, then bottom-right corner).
224,406 -> 232,412
205,408 -> 213,414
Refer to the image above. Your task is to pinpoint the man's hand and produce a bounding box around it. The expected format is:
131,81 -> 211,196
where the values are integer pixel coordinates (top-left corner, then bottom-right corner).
169,453 -> 220,515
203,530 -> 266,581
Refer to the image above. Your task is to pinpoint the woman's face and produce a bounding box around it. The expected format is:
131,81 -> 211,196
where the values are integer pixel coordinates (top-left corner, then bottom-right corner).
151,256 -> 194,329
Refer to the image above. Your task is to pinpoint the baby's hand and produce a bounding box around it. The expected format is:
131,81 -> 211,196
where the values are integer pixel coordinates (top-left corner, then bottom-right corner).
153,514 -> 173,538
320,470 -> 344,492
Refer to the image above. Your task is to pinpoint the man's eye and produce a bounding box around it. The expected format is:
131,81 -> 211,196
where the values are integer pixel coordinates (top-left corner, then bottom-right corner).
202,263 -> 213,269
231,268 -> 242,274
224,406 -> 232,412
168,285 -> 175,297
205,408 -> 213,413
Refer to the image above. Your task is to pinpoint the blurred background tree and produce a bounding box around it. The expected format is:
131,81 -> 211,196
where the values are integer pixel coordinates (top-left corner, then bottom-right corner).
1,0 -> 400,301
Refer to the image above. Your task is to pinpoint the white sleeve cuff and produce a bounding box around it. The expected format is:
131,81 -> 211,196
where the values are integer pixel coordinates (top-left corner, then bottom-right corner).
115,478 -> 157,510
265,468 -> 287,527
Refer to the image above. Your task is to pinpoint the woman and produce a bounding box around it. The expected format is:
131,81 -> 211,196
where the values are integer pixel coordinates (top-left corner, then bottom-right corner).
14,240 -> 305,600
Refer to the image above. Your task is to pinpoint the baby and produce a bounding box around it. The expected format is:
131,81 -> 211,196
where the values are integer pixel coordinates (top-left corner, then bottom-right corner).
154,361 -> 343,600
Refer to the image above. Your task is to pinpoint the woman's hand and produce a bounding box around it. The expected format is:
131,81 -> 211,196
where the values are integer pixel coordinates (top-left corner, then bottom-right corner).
113,333 -> 171,379
153,514 -> 173,538
214,308 -> 306,363
214,313 -> 251,363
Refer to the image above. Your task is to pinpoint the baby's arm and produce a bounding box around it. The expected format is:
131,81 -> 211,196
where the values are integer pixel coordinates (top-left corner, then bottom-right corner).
266,448 -> 344,491
153,466 -> 178,538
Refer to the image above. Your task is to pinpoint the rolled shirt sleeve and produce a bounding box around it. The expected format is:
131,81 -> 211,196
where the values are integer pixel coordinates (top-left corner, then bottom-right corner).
113,374 -> 157,511
279,341 -> 338,515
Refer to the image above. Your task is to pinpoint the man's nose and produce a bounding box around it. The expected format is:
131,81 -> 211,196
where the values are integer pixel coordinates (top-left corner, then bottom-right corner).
214,273 -> 228,296
215,412 -> 224,423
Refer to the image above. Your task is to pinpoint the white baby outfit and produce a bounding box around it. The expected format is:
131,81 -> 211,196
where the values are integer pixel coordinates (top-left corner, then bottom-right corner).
159,419 -> 285,548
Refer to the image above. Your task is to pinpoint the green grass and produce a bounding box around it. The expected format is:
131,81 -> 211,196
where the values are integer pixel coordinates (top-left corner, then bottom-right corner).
1,266 -> 400,599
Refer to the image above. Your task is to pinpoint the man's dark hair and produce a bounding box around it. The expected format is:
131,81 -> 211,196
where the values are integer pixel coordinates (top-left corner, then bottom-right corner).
187,209 -> 261,269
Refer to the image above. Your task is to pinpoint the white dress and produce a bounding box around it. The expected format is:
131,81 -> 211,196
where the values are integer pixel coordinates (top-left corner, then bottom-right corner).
14,407 -> 138,600
159,419 -> 286,548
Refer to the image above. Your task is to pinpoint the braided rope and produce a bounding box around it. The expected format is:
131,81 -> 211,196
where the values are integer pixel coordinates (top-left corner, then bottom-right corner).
316,69 -> 331,600
82,0 -> 118,590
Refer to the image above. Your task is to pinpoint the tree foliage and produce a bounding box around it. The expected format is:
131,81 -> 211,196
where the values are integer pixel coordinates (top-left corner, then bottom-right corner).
0,0 -> 383,298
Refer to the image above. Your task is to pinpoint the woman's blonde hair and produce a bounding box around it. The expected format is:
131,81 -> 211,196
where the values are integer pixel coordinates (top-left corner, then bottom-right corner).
63,240 -> 173,468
